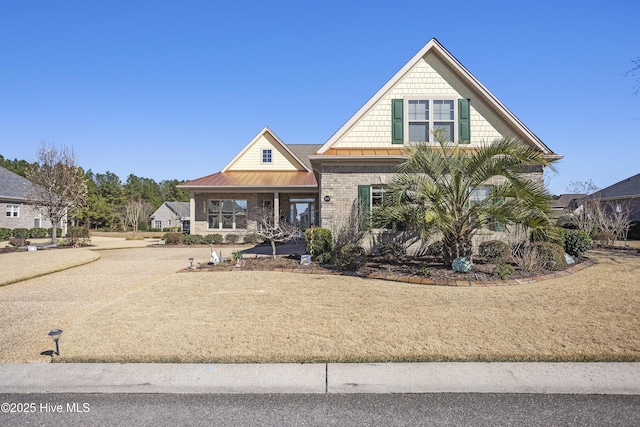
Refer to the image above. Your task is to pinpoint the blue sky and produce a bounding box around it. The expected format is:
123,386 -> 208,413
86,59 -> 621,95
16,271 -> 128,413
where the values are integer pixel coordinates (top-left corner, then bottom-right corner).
1,0 -> 638,195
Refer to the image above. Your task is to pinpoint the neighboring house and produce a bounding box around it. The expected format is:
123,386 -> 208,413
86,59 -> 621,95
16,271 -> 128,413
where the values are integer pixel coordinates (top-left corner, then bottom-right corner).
550,194 -> 587,218
0,166 -> 57,231
150,201 -> 191,232
588,173 -> 640,223
178,39 -> 560,241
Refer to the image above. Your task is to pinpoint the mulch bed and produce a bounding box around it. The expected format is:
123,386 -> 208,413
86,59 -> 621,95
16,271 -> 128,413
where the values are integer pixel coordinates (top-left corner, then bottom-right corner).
189,253 -> 592,285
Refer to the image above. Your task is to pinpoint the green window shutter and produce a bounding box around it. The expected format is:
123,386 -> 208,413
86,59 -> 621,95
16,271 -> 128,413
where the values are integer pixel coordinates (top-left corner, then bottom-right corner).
392,99 -> 404,144
358,185 -> 371,231
458,98 -> 470,144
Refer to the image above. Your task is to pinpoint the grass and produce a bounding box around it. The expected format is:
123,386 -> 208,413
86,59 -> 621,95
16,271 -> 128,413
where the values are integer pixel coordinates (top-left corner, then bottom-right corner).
58,249 -> 640,363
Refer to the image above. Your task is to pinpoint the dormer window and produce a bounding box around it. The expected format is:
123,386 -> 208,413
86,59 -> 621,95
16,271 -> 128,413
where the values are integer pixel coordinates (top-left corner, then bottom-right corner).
262,149 -> 272,164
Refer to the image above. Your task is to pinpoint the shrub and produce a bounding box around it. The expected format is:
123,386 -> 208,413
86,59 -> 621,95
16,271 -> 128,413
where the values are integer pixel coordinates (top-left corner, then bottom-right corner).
331,244 -> 366,271
493,263 -> 515,280
163,232 -> 184,245
513,245 -> 540,273
379,242 -> 406,262
305,227 -> 333,263
479,240 -> 511,263
419,265 -> 431,276
183,234 -> 203,245
243,233 -> 263,244
29,228 -> 49,238
202,234 -> 223,245
231,250 -> 244,262
224,234 -> 239,244
9,237 -> 28,247
162,226 -> 180,232
563,229 -> 592,257
592,231 -> 616,248
428,240 -> 444,258
12,228 -> 30,239
65,226 -> 91,246
0,228 -> 11,241
531,241 -> 567,271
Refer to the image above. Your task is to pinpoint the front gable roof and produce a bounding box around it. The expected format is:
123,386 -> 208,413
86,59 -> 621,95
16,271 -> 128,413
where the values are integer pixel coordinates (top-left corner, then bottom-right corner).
316,38 -> 559,158
223,127 -> 312,172
179,128 -> 319,191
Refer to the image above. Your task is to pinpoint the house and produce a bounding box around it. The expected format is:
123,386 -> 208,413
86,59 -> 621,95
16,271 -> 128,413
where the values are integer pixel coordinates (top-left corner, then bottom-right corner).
588,173 -> 640,223
178,39 -> 560,242
550,194 -> 587,218
0,166 -> 58,231
150,201 -> 191,232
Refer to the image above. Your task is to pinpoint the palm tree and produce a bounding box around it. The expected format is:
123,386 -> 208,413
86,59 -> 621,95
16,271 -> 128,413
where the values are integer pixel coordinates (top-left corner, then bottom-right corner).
373,134 -> 557,267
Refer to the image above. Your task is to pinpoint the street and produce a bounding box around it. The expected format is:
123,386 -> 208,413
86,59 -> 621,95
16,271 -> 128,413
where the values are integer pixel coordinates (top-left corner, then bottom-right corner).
1,393 -> 638,426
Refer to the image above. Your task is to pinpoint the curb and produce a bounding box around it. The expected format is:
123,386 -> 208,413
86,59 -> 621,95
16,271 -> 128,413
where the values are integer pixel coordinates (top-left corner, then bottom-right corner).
0,362 -> 638,395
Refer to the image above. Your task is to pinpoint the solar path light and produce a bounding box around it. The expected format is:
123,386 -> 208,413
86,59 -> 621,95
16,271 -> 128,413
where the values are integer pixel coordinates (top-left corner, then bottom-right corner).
48,329 -> 63,355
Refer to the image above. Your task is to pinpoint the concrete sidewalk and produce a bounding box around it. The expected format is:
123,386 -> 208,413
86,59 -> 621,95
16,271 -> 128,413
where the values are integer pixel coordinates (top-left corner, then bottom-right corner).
1,362 -> 638,395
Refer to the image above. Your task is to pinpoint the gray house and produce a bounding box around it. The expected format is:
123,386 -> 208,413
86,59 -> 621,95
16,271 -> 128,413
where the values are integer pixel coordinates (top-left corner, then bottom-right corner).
588,173 -> 640,223
150,201 -> 190,232
0,166 -> 57,231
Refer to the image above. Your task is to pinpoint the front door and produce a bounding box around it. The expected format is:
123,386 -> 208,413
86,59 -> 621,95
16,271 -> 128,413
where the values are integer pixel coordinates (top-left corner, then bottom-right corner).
289,198 -> 315,230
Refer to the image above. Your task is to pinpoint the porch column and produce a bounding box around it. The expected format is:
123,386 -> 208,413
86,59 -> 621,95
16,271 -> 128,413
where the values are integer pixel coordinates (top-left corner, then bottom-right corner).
274,192 -> 280,228
189,192 -> 195,235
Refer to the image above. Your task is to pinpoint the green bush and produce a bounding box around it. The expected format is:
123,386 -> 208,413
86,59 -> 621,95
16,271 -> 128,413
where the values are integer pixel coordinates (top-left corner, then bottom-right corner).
493,263 -> 515,280
12,228 -> 30,239
305,227 -> 333,263
243,233 -> 263,244
29,228 -> 49,238
162,226 -> 180,232
563,229 -> 592,257
531,241 -> 567,271
224,234 -> 239,244
0,228 -> 11,241
479,240 -> 511,263
163,232 -> 184,245
331,244 -> 366,271
428,240 -> 444,258
202,234 -> 223,245
183,234 -> 203,245
378,242 -> 406,262
65,226 -> 91,246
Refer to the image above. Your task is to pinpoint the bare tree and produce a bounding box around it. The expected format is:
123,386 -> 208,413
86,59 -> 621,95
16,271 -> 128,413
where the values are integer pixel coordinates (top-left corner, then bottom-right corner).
25,143 -> 88,244
123,198 -> 152,237
252,205 -> 300,258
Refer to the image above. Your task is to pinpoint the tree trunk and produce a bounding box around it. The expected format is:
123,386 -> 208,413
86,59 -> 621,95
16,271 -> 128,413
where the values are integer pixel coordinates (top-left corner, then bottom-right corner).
442,233 -> 473,267
270,239 -> 277,259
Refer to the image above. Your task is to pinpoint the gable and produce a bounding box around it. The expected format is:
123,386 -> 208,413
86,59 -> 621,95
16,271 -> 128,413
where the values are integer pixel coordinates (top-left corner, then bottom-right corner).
224,127 -> 310,172
318,38 -> 558,157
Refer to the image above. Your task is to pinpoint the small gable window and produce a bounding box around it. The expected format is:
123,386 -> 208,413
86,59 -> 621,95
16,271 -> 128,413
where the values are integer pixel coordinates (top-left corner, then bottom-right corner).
262,149 -> 272,164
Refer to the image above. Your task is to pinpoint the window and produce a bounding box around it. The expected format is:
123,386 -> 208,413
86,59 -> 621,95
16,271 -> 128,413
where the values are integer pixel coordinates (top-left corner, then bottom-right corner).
168,219 -> 172,226
358,185 -> 404,231
154,220 -> 162,229
392,98 -> 470,144
6,205 -> 19,217
407,99 -> 454,142
469,186 -> 505,231
208,199 -> 247,229
262,149 -> 272,164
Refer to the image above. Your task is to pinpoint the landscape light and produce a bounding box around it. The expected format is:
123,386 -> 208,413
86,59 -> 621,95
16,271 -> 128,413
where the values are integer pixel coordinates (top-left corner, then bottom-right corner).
48,329 -> 63,355
189,257 -> 195,269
